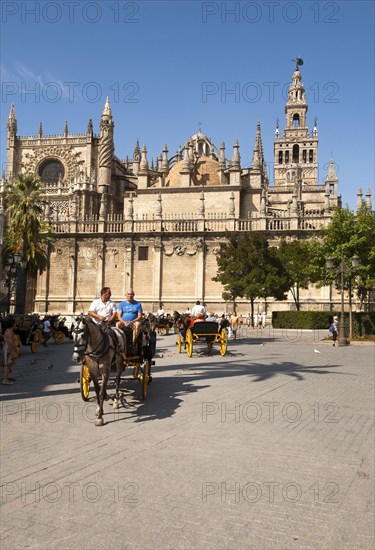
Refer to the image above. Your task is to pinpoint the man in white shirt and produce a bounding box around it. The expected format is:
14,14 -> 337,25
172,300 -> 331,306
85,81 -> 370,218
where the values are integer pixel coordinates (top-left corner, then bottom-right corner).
88,287 -> 117,324
156,306 -> 165,319
191,300 -> 206,319
42,317 -> 51,347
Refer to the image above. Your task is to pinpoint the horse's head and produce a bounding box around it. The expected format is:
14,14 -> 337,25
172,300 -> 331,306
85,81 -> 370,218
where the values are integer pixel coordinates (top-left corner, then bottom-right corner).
72,315 -> 88,362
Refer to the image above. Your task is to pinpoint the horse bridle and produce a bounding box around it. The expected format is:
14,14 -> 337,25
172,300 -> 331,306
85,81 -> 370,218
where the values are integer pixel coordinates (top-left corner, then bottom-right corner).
72,318 -> 111,359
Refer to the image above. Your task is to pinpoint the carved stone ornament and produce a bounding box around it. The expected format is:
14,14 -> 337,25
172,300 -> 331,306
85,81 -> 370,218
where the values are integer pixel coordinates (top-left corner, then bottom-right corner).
78,241 -> 99,268
21,146 -> 85,182
163,241 -> 203,256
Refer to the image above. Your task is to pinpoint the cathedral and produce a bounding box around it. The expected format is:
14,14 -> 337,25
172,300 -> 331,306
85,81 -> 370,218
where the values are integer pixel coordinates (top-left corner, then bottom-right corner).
3,64 -> 370,317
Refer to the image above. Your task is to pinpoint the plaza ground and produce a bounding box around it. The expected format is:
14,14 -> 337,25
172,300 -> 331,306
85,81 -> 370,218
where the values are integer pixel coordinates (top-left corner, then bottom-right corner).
1,328 -> 374,550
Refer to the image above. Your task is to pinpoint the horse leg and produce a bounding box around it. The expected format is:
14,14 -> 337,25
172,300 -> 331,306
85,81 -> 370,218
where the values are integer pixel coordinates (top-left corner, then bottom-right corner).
113,356 -> 123,410
92,376 -> 101,418
95,371 -> 109,426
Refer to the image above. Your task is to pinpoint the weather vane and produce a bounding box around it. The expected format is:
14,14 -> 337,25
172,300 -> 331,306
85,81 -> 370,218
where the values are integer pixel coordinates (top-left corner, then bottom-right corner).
293,57 -> 304,70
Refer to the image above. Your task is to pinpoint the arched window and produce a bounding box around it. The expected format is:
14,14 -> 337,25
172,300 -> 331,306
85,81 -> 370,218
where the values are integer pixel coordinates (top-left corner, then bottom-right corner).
292,113 -> 300,127
285,150 -> 289,163
39,158 -> 64,184
309,149 -> 313,162
293,144 -> 299,163
302,150 -> 307,163
278,151 -> 283,164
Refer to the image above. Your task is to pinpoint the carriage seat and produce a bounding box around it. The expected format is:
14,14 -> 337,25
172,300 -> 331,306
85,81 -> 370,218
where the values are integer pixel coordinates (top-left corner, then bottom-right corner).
191,322 -> 219,335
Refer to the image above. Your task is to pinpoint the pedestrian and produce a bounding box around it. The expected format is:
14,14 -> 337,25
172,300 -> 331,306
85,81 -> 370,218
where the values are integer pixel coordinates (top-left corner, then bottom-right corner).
230,311 -> 240,340
261,312 -> 267,328
2,318 -> 18,385
42,316 -> 51,347
206,312 -> 216,322
219,314 -> 230,331
329,316 -> 339,346
257,313 -> 263,328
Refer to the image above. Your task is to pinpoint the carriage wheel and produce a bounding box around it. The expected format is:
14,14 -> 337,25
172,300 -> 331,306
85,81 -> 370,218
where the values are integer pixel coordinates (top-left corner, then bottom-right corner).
185,329 -> 193,357
219,329 -> 228,356
159,327 -> 166,335
80,362 -> 91,401
207,339 -> 213,353
176,333 -> 182,353
54,330 -> 65,345
141,359 -> 151,400
31,329 -> 41,353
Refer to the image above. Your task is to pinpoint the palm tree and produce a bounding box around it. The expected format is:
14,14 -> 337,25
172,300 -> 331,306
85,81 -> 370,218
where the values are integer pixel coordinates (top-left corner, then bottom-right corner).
2,174 -> 55,313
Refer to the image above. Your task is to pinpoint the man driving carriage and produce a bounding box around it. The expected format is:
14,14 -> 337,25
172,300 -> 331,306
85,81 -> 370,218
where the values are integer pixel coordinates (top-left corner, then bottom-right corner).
88,287 -> 117,325
116,289 -> 143,347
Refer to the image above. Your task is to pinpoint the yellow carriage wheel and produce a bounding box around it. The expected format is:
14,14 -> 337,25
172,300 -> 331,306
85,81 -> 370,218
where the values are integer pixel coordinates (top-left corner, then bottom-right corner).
176,333 -> 182,353
80,362 -> 91,401
219,329 -> 228,356
31,329 -> 41,353
141,359 -> 151,400
159,326 -> 166,335
185,329 -> 193,358
54,330 -> 64,345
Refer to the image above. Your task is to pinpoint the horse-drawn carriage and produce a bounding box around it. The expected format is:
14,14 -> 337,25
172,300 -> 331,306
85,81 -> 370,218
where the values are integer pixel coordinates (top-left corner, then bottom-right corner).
147,313 -> 173,335
73,315 -> 156,425
13,314 -> 69,353
176,319 -> 228,357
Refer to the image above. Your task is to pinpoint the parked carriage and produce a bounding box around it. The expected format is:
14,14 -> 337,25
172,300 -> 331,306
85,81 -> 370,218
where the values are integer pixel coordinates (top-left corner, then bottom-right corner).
176,319 -> 228,357
13,314 -> 67,353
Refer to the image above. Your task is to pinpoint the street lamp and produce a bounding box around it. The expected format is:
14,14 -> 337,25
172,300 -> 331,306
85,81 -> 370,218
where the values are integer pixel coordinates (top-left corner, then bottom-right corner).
2,252 -> 27,315
326,249 -> 359,346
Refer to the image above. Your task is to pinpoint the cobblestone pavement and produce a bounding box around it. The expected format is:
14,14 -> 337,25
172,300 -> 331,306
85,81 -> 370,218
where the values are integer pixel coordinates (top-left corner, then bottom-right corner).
1,329 -> 374,550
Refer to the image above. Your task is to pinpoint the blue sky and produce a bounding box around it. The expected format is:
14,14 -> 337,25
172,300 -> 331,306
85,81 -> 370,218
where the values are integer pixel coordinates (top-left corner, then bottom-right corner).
1,0 -> 374,209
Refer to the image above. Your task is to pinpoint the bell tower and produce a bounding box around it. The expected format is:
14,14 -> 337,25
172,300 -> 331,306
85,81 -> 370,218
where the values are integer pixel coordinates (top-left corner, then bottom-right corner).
274,59 -> 318,187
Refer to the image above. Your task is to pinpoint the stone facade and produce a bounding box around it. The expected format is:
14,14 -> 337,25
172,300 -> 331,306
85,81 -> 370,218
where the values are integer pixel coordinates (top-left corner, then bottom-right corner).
3,65 -> 370,316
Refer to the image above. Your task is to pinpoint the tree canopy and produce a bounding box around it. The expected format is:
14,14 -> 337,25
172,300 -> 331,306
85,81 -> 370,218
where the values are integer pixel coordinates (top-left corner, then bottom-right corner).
213,233 -> 290,321
2,174 -> 55,274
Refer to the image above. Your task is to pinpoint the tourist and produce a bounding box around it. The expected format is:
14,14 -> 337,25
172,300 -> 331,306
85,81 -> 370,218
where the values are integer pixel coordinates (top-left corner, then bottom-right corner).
42,316 -> 51,347
2,318 -> 18,386
88,287 -> 117,324
116,289 -> 143,345
191,300 -> 206,319
230,311 -> 240,340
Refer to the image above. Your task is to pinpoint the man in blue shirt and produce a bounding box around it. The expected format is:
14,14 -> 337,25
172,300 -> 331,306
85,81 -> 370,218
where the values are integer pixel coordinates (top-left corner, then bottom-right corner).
116,289 -> 143,346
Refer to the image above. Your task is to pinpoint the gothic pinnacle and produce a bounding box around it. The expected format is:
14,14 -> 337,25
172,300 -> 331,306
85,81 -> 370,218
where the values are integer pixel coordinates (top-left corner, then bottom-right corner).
102,96 -> 112,117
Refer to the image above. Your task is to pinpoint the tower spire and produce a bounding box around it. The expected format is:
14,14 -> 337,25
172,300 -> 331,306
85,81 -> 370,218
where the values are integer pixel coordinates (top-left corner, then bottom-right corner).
251,122 -> 262,171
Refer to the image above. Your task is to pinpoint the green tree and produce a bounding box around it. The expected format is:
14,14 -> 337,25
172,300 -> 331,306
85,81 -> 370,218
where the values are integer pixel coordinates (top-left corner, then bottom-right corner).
316,206 -> 375,303
213,233 -> 290,325
2,174 -> 55,313
308,206 -> 375,337
277,239 -> 312,310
